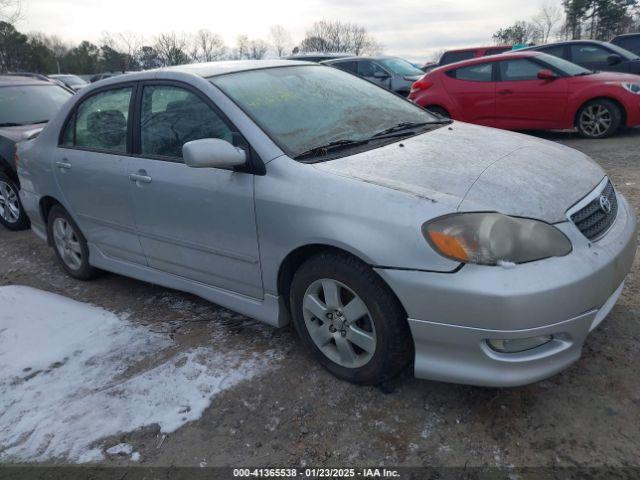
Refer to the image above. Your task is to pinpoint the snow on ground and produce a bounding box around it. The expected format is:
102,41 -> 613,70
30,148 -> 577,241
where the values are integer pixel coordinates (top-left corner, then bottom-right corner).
0,285 -> 279,463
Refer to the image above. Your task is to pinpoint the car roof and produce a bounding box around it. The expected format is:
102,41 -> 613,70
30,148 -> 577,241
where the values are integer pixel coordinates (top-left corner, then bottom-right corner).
525,39 -> 609,49
444,45 -> 511,53
612,33 -> 640,39
160,59 -> 317,78
0,75 -> 56,87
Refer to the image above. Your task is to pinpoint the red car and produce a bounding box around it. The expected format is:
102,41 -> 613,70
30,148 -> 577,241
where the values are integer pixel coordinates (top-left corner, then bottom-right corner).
421,46 -> 512,72
409,51 -> 640,138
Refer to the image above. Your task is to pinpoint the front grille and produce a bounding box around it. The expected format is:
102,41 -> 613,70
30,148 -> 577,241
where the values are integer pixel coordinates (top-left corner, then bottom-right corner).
570,180 -> 618,241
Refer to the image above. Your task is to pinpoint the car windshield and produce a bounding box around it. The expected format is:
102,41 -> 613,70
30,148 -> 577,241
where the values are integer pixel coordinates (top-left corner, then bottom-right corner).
211,65 -> 439,160
377,57 -> 424,76
536,53 -> 592,76
55,75 -> 87,86
0,85 -> 72,126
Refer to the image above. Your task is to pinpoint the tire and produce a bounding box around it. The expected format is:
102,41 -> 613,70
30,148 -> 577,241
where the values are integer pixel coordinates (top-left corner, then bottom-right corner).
0,171 -> 30,231
576,99 -> 622,139
290,252 -> 413,385
427,106 -> 450,119
47,205 -> 100,280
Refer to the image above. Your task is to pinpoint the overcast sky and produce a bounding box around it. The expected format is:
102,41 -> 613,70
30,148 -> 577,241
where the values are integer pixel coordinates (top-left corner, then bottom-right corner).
18,0 -> 548,61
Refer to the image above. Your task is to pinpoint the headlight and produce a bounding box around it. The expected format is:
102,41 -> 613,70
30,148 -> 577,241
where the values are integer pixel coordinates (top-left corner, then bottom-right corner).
621,82 -> 640,95
422,213 -> 572,266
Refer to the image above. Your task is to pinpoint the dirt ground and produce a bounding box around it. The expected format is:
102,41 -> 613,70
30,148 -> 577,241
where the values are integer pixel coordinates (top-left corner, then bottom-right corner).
1,128 -> 639,470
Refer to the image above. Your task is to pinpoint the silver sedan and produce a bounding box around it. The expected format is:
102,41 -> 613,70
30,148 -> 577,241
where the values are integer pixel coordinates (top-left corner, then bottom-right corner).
17,60 -> 637,387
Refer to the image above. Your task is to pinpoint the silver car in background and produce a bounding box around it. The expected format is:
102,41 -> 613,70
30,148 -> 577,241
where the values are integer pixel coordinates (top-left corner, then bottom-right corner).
17,61 -> 637,387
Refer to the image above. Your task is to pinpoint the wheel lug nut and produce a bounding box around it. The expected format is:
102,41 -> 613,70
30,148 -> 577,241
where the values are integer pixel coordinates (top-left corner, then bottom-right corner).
327,313 -> 333,320
340,330 -> 347,337
329,325 -> 337,333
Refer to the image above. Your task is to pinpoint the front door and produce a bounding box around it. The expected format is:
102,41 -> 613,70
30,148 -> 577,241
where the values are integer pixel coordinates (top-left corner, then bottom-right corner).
569,44 -> 628,73
54,85 -> 145,264
494,58 -> 568,130
127,82 -> 263,298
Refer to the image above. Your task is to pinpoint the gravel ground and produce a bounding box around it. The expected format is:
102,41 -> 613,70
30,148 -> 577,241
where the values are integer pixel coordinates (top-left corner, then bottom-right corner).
0,128 -> 638,470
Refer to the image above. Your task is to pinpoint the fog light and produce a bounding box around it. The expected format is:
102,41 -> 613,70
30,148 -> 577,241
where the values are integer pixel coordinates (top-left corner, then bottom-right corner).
487,335 -> 552,353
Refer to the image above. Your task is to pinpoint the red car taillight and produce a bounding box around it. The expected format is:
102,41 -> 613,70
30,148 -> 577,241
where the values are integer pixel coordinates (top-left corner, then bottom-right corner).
410,79 -> 433,94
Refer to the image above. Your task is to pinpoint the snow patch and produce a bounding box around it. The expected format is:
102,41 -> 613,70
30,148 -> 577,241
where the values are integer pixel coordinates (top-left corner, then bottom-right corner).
497,260 -> 516,269
106,443 -> 133,456
0,286 -> 278,463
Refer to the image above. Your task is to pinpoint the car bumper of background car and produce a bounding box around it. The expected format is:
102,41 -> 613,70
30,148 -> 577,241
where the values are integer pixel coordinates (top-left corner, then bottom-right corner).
375,193 -> 638,387
19,188 -> 47,242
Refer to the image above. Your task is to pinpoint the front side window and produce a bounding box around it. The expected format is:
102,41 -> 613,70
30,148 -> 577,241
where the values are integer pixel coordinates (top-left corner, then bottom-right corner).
448,63 -> 493,82
499,59 -> 542,81
331,61 -> 357,73
211,65 -> 439,160
70,87 -> 132,152
570,45 -> 612,64
0,85 -> 71,126
538,45 -> 566,59
140,85 -> 233,159
357,61 -> 387,78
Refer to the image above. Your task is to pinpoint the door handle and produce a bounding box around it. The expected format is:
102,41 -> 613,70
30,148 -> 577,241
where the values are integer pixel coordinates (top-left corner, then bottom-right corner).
498,89 -> 513,95
128,173 -> 152,184
55,161 -> 72,170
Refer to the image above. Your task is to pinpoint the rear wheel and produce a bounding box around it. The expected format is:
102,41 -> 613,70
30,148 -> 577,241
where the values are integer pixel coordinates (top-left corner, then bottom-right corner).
576,99 -> 622,139
290,252 -> 413,385
47,205 -> 99,280
0,172 -> 30,231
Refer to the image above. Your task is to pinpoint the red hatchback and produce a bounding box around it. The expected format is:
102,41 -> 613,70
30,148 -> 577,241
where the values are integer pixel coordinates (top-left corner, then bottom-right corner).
409,51 -> 640,138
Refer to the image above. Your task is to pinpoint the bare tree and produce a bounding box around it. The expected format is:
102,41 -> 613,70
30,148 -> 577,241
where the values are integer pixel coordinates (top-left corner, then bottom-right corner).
100,31 -> 144,69
0,0 -> 21,23
248,39 -> 269,59
269,25 -> 292,57
189,29 -> 226,62
155,32 -> 190,66
300,20 -> 380,56
235,34 -> 250,59
533,2 -> 565,43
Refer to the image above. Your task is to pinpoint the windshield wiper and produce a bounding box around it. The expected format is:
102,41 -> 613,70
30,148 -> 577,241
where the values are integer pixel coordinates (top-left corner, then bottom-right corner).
295,139 -> 372,160
0,122 -> 23,127
371,120 -> 450,138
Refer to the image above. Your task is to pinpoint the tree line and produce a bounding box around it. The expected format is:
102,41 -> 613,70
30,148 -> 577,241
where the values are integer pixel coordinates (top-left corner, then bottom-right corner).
0,4 -> 380,75
493,0 -> 639,45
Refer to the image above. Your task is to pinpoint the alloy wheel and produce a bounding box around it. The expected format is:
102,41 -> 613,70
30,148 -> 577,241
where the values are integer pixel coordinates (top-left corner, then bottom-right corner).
52,217 -> 83,271
302,278 -> 377,369
0,181 -> 20,224
579,104 -> 612,137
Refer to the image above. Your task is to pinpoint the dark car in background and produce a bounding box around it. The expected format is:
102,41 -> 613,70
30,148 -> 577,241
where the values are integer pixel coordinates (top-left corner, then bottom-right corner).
611,33 -> 640,56
322,56 -> 424,96
0,75 -> 72,230
49,74 -> 88,92
524,40 -> 640,74
422,45 -> 512,71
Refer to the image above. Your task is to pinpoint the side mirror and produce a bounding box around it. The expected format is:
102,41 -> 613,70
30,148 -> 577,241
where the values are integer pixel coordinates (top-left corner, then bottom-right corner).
537,69 -> 557,80
373,71 -> 390,79
183,138 -> 247,170
607,54 -> 622,66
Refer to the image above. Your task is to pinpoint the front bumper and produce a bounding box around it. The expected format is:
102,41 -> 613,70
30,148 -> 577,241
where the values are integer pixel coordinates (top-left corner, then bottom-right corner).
376,193 -> 638,387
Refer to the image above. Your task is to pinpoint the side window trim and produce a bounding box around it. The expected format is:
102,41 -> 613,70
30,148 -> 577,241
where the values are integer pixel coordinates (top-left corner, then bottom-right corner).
57,81 -> 139,156
132,79 -> 265,175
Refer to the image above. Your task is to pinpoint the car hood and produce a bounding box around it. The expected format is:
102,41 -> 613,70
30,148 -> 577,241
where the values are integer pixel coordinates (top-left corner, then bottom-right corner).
314,122 -> 605,223
577,71 -> 640,83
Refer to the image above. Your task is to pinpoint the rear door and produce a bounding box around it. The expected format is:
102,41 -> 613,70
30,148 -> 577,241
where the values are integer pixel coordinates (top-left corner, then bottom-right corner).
443,61 -> 496,126
54,84 -> 146,265
494,58 -> 568,130
127,81 -> 263,298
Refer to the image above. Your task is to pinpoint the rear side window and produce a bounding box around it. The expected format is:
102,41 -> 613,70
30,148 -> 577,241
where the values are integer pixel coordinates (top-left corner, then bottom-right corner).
140,85 -> 233,159
331,61 -> 357,74
538,44 -> 566,59
440,50 -> 475,65
448,63 -> 493,82
63,87 -> 132,152
498,59 -> 541,81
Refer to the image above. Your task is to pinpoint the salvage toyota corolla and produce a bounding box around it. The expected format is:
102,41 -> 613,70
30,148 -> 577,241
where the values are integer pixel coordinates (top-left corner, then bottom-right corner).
17,61 -> 637,387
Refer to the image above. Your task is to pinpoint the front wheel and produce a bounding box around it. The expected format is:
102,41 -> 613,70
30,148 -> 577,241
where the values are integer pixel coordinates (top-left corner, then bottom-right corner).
576,99 -> 622,139
290,252 -> 413,385
0,172 -> 30,231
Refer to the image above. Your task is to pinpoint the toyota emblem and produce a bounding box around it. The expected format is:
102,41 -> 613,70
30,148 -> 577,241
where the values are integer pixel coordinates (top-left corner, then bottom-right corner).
599,195 -> 612,214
